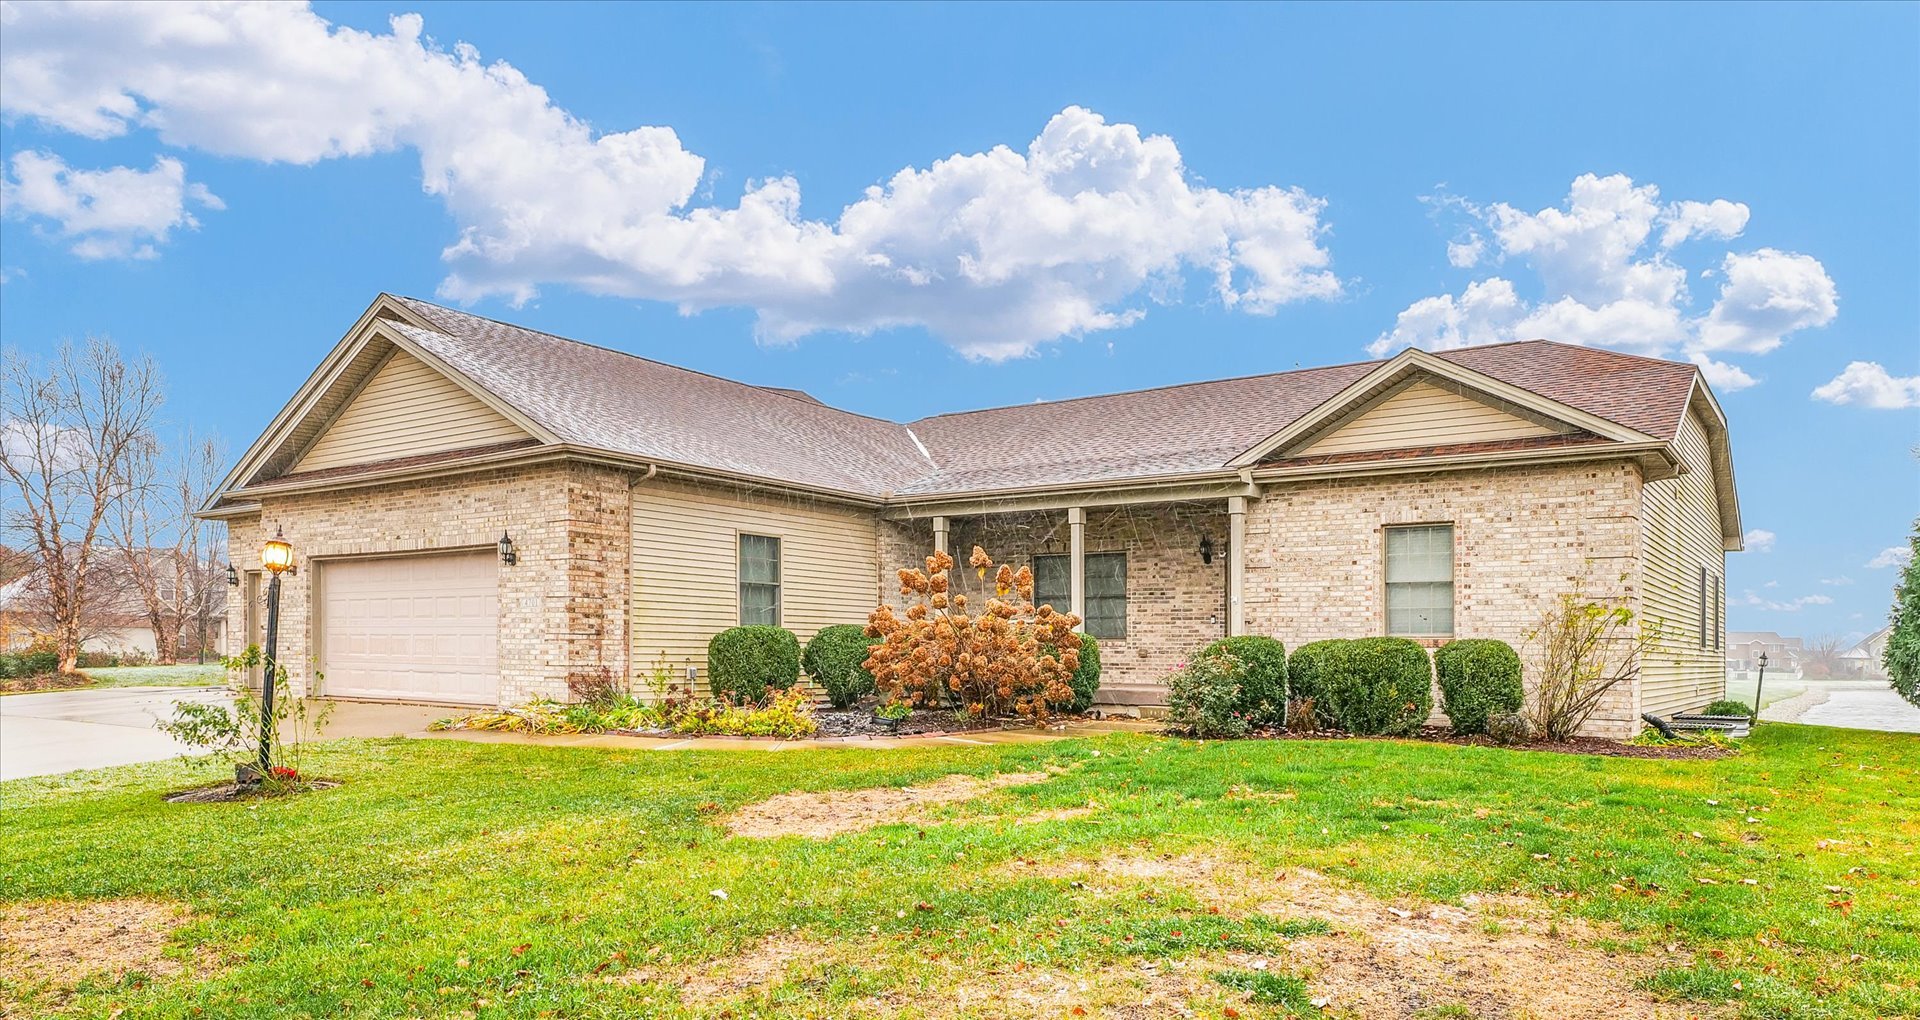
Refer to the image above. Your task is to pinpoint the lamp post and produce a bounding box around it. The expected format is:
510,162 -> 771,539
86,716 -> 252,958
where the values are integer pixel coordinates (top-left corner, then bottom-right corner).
1751,651 -> 1769,724
249,527 -> 295,785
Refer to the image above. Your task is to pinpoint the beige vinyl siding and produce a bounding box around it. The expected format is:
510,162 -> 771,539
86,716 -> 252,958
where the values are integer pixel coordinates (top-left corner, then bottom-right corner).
629,479 -> 878,695
1302,381 -> 1561,455
1639,408 -> 1727,715
293,352 -> 527,472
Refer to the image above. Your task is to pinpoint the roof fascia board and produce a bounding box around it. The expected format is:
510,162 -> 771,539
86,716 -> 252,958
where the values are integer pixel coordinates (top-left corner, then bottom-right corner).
1683,374 -> 1744,549
1227,348 -> 1659,467
883,479 -> 1263,521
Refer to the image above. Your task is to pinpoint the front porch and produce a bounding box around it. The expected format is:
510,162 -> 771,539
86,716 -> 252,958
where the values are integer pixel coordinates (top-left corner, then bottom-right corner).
880,487 -> 1255,714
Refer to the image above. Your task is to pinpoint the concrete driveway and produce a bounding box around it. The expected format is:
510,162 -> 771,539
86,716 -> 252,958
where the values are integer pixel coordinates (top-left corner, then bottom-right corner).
0,687 -> 445,782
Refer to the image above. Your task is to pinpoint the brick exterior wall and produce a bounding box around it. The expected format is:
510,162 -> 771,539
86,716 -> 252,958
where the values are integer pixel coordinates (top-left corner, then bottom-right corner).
223,460 -> 632,704
1243,460 -> 1646,737
877,504 -> 1230,687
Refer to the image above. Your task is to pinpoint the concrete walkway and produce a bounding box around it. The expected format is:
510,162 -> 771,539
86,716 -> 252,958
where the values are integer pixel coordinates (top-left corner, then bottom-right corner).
1762,681 -> 1920,734
422,718 -> 1159,753
0,687 -> 444,781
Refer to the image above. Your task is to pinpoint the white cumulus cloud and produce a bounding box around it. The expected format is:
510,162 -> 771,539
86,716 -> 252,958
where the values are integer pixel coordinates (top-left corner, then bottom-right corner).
0,2 -> 1339,358
1737,590 -> 1833,612
1742,529 -> 1775,552
1867,546 -> 1914,570
1812,361 -> 1920,410
1819,575 -> 1853,586
0,151 -> 221,259
1370,174 -> 1837,383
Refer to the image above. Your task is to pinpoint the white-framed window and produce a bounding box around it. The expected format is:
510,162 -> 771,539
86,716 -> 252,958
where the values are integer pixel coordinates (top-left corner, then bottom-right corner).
737,533 -> 781,626
1032,552 -> 1127,639
1700,565 -> 1725,651
1385,524 -> 1454,637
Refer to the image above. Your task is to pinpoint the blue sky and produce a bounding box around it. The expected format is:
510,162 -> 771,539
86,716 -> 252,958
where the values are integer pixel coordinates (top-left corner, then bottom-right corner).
2,2 -> 1915,640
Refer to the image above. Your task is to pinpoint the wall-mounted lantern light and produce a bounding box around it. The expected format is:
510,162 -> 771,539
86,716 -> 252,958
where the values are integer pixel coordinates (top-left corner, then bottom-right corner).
226,564 -> 240,587
498,531 -> 517,566
1198,536 -> 1215,565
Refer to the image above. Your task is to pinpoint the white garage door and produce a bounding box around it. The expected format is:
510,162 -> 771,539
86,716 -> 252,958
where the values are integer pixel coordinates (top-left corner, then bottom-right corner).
319,552 -> 499,705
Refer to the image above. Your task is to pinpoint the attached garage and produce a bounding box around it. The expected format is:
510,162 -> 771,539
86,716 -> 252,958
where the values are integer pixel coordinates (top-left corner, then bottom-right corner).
318,551 -> 500,705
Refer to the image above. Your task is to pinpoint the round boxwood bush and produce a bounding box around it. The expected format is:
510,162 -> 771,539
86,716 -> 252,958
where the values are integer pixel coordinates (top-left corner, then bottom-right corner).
707,625 -> 801,703
1199,635 -> 1288,725
1289,637 -> 1432,736
802,625 -> 878,709
20,650 -> 60,677
1433,638 -> 1523,735
1046,633 -> 1103,714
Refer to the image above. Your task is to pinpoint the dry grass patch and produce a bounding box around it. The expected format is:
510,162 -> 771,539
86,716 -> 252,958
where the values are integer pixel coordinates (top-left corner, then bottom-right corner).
609,932 -> 835,1008
0,897 -> 191,1006
724,771 -> 1053,839
1013,853 -> 1708,1020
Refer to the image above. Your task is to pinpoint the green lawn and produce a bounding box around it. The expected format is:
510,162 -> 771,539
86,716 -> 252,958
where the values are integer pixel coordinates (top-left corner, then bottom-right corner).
78,663 -> 227,688
1724,671 -> 1812,711
2,726 -> 1916,1018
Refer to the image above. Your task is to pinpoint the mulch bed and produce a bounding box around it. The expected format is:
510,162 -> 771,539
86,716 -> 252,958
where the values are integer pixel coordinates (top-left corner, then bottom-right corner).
0,672 -> 91,694
1185,724 -> 1734,759
164,780 -> 341,804
810,707 -> 1008,739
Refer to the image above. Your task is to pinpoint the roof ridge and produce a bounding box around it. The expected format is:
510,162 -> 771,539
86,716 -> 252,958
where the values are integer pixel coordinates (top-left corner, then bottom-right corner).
395,296 -> 905,427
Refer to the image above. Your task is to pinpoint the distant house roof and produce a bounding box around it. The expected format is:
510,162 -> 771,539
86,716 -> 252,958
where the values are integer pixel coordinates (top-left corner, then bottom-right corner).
210,295 -> 1727,524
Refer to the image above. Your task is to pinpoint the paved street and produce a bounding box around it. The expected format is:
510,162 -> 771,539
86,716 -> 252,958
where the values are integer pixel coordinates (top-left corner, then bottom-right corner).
0,687 -> 444,781
1762,681 -> 1920,735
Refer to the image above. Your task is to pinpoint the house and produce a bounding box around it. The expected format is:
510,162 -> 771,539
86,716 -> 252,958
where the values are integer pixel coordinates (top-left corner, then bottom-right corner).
1727,631 -> 1803,674
0,553 -> 228,661
1840,625 -> 1892,679
200,295 -> 1741,737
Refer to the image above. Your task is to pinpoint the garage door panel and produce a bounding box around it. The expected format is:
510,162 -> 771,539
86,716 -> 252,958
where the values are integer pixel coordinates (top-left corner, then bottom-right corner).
320,552 -> 499,705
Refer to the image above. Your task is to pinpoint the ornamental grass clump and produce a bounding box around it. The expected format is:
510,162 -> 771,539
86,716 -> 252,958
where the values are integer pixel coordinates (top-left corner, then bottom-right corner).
1433,638 -> 1523,735
864,546 -> 1081,720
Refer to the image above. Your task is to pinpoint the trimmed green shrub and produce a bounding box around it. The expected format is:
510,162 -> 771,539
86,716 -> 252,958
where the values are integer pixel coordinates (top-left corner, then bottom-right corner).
1165,650 -> 1252,738
1049,633 -> 1102,714
1703,698 -> 1754,718
1433,638 -> 1523,735
706,625 -> 800,703
802,625 -> 878,709
0,654 -> 19,679
1289,637 -> 1433,736
21,650 -> 59,677
1199,635 -> 1288,725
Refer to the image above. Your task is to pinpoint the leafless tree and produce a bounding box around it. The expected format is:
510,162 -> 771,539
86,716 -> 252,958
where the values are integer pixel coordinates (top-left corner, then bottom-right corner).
108,432 -> 226,663
1800,633 -> 1847,679
0,339 -> 163,672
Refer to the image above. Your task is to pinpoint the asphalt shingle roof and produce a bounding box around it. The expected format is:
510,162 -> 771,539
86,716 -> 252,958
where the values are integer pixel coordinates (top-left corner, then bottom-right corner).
387,297 -> 1699,501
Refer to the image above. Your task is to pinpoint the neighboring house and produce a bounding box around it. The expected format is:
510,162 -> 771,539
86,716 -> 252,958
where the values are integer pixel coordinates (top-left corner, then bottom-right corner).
1727,631 -> 1804,674
1840,625 -> 1892,679
200,295 -> 1741,737
0,555 -> 228,659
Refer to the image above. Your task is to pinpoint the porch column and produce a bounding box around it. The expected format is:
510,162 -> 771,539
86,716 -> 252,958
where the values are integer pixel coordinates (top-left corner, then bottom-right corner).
1227,496 -> 1248,637
932,515 -> 949,556
1067,507 -> 1087,632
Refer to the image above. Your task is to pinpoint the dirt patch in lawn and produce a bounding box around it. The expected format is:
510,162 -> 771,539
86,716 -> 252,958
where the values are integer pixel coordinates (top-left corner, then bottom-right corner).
724,771 -> 1052,839
606,933 -> 836,1008
164,779 -> 341,803
0,897 -> 191,1005
1013,853 -> 1703,1019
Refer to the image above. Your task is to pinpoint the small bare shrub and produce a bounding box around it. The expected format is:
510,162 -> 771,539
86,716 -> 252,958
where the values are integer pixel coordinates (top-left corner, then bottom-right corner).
1284,696 -> 1320,733
1524,577 -> 1659,740
565,665 -> 622,708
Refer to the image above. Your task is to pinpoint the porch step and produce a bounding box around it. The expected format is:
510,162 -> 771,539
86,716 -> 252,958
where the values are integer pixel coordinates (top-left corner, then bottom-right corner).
1092,683 -> 1169,719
